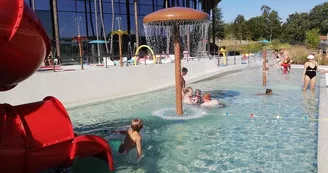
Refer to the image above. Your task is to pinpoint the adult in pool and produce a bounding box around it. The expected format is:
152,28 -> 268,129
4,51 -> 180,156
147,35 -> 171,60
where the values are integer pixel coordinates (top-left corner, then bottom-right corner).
111,118 -> 143,159
302,54 -> 328,91
200,93 -> 221,107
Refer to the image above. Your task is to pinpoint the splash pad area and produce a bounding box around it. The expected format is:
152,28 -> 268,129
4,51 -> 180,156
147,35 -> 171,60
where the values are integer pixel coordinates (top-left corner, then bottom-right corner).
67,66 -> 320,173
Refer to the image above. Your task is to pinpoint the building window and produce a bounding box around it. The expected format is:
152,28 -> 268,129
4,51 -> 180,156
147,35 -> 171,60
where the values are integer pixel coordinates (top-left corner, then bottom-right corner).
154,0 -> 164,7
24,0 -> 31,7
57,0 -> 75,12
139,5 -> 153,15
119,2 -> 127,14
35,10 -> 53,37
102,2 -> 112,14
139,0 -> 153,5
35,0 -> 50,10
58,12 -> 87,38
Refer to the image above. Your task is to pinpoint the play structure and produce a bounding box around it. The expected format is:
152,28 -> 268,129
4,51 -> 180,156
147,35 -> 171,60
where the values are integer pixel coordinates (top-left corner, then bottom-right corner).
134,45 -> 156,65
111,29 -> 129,67
219,47 -> 228,66
0,0 -> 114,172
144,7 -> 209,115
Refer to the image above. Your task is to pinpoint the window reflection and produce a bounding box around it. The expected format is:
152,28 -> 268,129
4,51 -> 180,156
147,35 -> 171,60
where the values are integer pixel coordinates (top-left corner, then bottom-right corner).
58,12 -> 87,38
129,15 -> 135,34
139,5 -> 153,15
24,0 -> 31,7
35,10 -> 53,37
35,0 -> 50,10
33,0 -> 206,43
102,2 -> 112,14
139,0 -> 152,5
57,0 -> 75,12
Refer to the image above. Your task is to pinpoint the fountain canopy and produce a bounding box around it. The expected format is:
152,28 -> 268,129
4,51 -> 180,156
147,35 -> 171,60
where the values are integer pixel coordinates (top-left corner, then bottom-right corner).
143,7 -> 210,25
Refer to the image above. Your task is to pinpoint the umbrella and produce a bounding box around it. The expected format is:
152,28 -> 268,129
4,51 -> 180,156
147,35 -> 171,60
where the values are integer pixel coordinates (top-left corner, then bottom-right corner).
258,39 -> 270,44
88,40 -> 109,44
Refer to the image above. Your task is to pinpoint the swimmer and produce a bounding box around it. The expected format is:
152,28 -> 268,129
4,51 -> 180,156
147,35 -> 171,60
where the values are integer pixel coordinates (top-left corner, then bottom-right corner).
256,88 -> 273,95
183,87 -> 194,104
266,89 -> 273,95
200,93 -> 220,107
192,89 -> 203,105
111,118 -> 143,159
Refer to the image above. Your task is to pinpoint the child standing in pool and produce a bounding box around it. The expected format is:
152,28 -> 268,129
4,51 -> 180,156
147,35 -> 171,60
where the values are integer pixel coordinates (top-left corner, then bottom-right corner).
112,118 -> 143,159
181,67 -> 188,97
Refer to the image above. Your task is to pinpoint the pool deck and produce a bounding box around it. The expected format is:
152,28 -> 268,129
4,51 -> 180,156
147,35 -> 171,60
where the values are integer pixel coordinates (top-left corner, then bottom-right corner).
318,67 -> 328,173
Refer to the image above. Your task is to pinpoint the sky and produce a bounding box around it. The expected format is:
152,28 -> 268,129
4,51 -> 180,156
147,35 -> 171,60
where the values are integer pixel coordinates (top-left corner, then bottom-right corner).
219,0 -> 327,23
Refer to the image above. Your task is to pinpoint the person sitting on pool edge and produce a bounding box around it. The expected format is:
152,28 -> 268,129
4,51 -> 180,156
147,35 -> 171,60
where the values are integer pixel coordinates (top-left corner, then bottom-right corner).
111,118 -> 143,159
200,93 -> 221,107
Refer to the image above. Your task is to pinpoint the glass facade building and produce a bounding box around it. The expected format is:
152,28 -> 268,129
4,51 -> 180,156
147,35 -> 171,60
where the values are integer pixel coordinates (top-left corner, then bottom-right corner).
24,0 -> 219,58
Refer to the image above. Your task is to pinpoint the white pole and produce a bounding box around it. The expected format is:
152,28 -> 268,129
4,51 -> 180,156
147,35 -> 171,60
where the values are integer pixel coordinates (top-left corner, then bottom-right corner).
94,0 -> 101,65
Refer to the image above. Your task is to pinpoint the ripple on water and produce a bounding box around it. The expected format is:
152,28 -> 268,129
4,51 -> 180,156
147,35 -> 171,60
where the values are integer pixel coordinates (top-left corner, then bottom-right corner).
152,106 -> 207,120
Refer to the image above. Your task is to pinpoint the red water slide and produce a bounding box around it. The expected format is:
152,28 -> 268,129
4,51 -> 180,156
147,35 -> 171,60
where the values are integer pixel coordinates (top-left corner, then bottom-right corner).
0,0 -> 115,172
0,0 -> 50,91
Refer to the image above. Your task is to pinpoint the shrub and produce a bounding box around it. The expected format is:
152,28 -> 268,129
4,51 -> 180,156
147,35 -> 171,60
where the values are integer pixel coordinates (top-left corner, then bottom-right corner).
305,29 -> 320,49
290,46 -> 311,64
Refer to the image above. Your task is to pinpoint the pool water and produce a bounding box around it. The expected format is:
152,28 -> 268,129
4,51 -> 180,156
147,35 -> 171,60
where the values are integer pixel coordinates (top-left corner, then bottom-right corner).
68,67 -> 320,173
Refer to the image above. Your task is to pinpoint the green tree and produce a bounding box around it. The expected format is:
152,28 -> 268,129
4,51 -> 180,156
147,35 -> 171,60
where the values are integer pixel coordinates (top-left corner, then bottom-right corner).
210,7 -> 225,40
233,15 -> 248,41
246,16 -> 267,41
224,23 -> 234,40
280,12 -> 311,43
309,2 -> 328,35
268,10 -> 282,41
305,28 -> 320,49
261,5 -> 271,18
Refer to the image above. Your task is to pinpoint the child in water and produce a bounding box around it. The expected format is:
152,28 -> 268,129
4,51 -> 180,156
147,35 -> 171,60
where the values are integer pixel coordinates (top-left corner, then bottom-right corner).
192,89 -> 203,105
111,118 -> 143,159
256,89 -> 273,95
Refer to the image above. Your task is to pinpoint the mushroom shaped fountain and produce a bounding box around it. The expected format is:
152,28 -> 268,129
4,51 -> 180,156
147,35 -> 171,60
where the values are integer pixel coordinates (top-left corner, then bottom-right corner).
143,7 -> 210,115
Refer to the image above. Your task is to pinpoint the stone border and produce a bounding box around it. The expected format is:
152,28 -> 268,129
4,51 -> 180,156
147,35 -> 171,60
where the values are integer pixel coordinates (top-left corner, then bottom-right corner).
318,73 -> 328,173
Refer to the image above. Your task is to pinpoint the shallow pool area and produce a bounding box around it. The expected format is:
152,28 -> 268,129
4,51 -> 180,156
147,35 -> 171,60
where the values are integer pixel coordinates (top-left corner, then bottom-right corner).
68,67 -> 321,173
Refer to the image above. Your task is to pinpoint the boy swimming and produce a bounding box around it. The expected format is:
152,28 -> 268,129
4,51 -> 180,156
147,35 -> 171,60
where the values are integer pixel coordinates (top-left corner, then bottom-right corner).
111,118 -> 143,159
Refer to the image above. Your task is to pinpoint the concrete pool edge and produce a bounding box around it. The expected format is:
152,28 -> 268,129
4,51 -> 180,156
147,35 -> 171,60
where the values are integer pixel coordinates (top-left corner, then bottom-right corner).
318,74 -> 328,173
66,64 -> 259,110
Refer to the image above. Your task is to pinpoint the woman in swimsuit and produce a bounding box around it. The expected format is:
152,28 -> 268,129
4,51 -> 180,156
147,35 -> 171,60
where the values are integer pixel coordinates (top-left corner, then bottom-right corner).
302,55 -> 328,91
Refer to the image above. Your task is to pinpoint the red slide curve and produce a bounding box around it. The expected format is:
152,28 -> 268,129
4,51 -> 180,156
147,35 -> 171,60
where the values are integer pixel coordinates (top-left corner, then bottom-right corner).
0,96 -> 115,172
0,0 -> 115,172
0,0 -> 50,91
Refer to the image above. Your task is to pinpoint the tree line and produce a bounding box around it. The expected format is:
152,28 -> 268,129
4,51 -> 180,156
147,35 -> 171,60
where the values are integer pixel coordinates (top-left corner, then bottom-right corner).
211,2 -> 328,45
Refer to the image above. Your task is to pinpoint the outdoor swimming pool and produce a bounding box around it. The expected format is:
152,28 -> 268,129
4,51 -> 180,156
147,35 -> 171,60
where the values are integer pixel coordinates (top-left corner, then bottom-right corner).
68,67 -> 320,173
